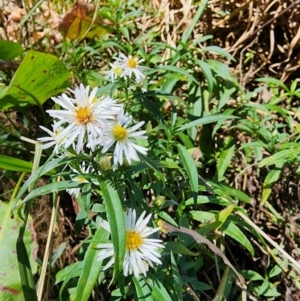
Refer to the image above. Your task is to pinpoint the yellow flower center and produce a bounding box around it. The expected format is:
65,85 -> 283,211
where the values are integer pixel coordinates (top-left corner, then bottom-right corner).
113,66 -> 123,76
127,57 -> 137,69
75,106 -> 94,124
126,230 -> 143,250
75,176 -> 86,183
112,124 -> 128,141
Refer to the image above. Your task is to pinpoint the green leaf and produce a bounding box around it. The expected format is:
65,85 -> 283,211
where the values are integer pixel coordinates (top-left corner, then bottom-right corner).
222,221 -> 254,256
100,181 -> 125,281
55,262 -> 83,284
258,148 -> 300,167
74,227 -> 109,301
12,156 -> 68,209
206,180 -> 251,204
157,65 -> 198,84
206,60 -> 237,83
58,262 -> 84,300
0,41 -> 23,60
164,241 -> 199,256
185,195 -> 230,206
177,144 -> 198,196
256,77 -> 289,92
0,200 -> 38,301
22,181 -> 80,203
181,0 -> 209,43
176,115 -> 237,131
202,46 -> 235,61
261,168 -> 282,206
157,211 -> 178,227
216,138 -> 235,181
0,155 -> 33,173
195,59 -> 214,94
132,277 -> 153,301
0,50 -> 70,109
170,252 -> 183,300
241,270 -> 264,281
146,273 -> 173,301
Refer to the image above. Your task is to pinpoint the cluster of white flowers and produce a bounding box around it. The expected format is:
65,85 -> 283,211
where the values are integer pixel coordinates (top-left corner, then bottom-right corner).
38,54 -> 164,277
38,54 -> 148,167
104,52 -> 148,83
97,209 -> 164,278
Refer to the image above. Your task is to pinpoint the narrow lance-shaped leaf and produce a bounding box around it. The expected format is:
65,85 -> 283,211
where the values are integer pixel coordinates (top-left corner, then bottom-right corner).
74,227 -> 109,301
100,181 -> 126,281
177,144 -> 198,199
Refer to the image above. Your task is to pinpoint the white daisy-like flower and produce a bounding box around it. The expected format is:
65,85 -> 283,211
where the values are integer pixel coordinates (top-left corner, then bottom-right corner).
100,108 -> 147,166
103,62 -> 123,82
97,209 -> 164,277
114,53 -> 148,83
67,163 -> 99,197
38,122 -> 66,153
46,84 -> 121,153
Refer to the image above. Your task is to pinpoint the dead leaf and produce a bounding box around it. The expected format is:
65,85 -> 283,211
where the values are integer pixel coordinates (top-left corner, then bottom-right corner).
60,1 -> 114,40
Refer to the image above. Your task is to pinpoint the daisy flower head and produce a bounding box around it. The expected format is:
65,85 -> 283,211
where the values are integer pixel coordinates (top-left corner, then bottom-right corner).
103,62 -> 123,82
46,84 -> 120,153
114,53 -> 148,83
97,209 -> 164,277
67,163 -> 99,197
101,108 -> 148,166
38,122 -> 66,153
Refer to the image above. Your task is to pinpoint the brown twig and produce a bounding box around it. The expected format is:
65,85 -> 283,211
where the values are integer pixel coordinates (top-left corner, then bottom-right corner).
161,221 -> 246,287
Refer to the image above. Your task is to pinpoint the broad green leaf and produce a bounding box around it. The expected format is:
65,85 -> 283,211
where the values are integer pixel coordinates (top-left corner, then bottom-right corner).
146,273 -> 173,301
198,205 -> 234,236
258,148 -> 300,167
216,138 -> 235,181
21,181 -> 80,203
55,262 -> 83,284
158,65 -> 198,84
241,270 -> 264,281
0,155 -> 33,173
177,144 -> 198,197
100,181 -> 125,281
256,77 -> 289,92
0,50 -> 70,109
170,252 -> 183,300
132,277 -> 153,301
12,156 -> 69,209
176,115 -> 236,131
206,60 -> 237,83
136,93 -> 164,123
58,262 -> 84,300
261,168 -> 281,206
155,160 -> 180,169
222,221 -> 254,256
190,210 -> 215,223
74,227 -> 109,301
202,46 -> 235,61
157,211 -> 178,227
195,59 -> 215,94
205,180 -> 251,204
164,241 -> 199,256
0,200 -> 38,301
185,195 -> 230,206
0,41 -> 23,60
214,205 -> 234,230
